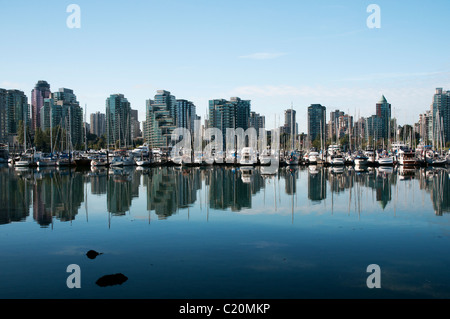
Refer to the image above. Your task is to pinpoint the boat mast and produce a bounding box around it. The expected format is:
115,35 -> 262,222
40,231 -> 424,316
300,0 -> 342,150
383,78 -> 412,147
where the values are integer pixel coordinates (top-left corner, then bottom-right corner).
84,104 -> 87,152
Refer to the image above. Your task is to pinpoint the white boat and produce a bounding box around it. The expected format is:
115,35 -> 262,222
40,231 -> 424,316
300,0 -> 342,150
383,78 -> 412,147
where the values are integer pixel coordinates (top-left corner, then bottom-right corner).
121,156 -> 136,166
425,151 -> 447,166
259,148 -> 273,165
131,144 -> 149,157
37,154 -> 57,167
91,156 -> 109,167
307,152 -> 319,165
239,147 -> 255,166
328,154 -> 345,166
398,150 -> 417,166
110,155 -> 135,167
109,156 -> 123,167
15,155 -> 34,167
364,148 -> 376,164
377,151 -> 394,166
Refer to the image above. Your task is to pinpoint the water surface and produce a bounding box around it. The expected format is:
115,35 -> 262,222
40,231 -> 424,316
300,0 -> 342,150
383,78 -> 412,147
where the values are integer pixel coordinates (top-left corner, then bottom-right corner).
0,164 -> 449,299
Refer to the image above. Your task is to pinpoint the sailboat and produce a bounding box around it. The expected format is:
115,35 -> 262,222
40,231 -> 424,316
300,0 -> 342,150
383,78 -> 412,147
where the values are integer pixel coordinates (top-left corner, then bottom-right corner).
37,153 -> 57,167
15,116 -> 35,167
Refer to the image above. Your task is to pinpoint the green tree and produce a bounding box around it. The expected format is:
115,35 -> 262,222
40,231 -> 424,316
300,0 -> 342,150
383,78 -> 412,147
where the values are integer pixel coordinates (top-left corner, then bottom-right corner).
34,128 -> 50,152
311,136 -> 322,150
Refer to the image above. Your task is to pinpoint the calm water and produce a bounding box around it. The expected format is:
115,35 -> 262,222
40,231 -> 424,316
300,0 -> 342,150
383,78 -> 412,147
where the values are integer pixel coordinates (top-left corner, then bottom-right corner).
0,164 -> 449,299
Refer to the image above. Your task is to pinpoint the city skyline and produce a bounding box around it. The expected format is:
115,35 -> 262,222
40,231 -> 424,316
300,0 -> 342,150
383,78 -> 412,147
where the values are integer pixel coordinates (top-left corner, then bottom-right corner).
1,0 -> 449,132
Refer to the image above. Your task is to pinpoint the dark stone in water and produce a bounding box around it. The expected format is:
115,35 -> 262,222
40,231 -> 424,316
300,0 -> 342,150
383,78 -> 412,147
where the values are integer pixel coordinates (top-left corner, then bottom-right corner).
96,273 -> 128,287
86,250 -> 103,259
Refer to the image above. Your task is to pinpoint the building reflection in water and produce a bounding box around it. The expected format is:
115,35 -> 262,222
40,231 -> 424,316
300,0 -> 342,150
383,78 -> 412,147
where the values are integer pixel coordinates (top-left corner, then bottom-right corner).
0,166 -> 32,224
0,164 -> 449,226
308,166 -> 326,203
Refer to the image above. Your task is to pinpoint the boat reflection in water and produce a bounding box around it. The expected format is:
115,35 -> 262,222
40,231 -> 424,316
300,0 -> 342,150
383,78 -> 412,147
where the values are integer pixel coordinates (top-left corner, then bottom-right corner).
1,164 -> 449,226
1,164 -> 450,299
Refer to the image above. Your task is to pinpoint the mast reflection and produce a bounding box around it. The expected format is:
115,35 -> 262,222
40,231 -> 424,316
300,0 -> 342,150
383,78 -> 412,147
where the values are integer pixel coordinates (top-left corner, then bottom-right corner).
0,165 -> 448,226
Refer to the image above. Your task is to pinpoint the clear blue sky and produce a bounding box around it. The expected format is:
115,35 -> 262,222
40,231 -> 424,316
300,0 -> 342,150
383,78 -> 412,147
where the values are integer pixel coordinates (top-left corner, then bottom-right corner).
1,0 -> 449,131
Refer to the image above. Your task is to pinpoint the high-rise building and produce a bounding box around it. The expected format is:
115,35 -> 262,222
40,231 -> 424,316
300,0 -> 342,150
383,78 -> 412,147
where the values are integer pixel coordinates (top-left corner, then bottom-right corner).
431,88 -> 450,146
207,97 -> 251,147
106,94 -> 132,148
6,90 -> 28,136
90,112 -> 106,137
130,109 -> 141,140
143,90 -> 177,148
249,111 -> 265,137
283,108 -> 296,136
365,114 -> 381,144
39,98 -> 56,132
31,80 -> 51,131
49,88 -> 84,147
376,95 -> 391,140
354,117 -> 366,145
176,99 -> 197,134
418,111 -> 433,144
327,109 -> 343,140
0,89 -> 7,144
307,104 -> 326,143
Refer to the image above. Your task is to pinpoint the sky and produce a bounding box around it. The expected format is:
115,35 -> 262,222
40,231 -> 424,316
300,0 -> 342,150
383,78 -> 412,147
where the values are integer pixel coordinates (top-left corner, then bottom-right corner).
1,0 -> 449,132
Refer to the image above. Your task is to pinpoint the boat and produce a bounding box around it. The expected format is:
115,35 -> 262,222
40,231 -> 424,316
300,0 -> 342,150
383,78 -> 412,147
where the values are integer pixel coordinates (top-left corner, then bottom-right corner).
364,148 -> 376,165
345,153 -> 354,165
425,150 -> 447,166
74,152 -> 91,166
91,156 -> 109,167
37,153 -> 57,167
110,155 -> 135,167
131,144 -> 150,157
239,147 -> 255,166
354,153 -> 369,166
376,150 -> 394,166
329,154 -> 345,166
398,150 -> 417,166
57,153 -> 77,167
259,148 -> 273,166
15,155 -> 35,167
307,151 -> 319,165
286,150 -> 299,166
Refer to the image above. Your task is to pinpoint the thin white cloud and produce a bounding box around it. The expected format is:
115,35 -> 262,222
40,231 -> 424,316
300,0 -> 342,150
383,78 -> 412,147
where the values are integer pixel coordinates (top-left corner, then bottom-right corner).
339,71 -> 450,82
239,52 -> 287,60
0,81 -> 24,89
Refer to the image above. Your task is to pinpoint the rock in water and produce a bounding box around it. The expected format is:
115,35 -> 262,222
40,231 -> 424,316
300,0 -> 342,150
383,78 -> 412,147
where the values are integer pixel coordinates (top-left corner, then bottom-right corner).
96,273 -> 128,287
86,250 -> 103,259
